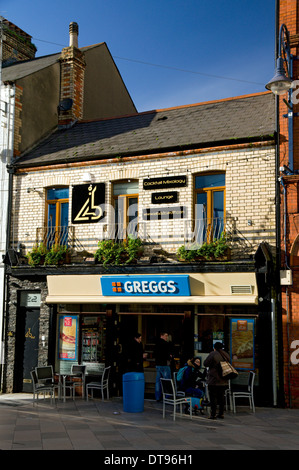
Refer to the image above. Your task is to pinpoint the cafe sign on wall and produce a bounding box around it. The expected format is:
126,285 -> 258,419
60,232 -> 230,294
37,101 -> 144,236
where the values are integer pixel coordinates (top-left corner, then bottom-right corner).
71,183 -> 105,224
143,175 -> 187,190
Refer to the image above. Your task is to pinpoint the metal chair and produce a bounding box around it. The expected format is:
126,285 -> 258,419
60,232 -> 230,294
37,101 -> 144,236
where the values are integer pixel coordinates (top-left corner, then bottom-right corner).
173,371 -> 185,397
86,366 -> 111,401
31,368 -> 59,404
225,380 -> 233,411
160,378 -> 192,421
232,371 -> 255,413
70,364 -> 86,399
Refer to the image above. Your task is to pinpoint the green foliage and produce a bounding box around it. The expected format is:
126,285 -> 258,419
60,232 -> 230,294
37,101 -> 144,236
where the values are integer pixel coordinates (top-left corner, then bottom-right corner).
44,244 -> 71,265
177,233 -> 230,262
94,237 -> 144,267
26,243 -> 48,266
26,243 -> 71,266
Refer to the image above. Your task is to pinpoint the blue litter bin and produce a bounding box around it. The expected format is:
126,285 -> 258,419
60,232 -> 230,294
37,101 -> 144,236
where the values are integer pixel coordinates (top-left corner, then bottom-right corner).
122,372 -> 145,412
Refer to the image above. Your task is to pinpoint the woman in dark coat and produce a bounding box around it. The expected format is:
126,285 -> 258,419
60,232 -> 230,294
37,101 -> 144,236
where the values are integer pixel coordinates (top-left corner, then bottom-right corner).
204,342 -> 229,419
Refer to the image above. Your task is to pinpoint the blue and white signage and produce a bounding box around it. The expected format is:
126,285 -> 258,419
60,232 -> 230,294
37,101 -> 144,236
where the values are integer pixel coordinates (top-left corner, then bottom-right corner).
101,275 -> 190,296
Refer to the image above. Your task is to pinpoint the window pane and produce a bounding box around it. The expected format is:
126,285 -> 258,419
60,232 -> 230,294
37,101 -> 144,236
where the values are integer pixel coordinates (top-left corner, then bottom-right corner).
196,192 -> 207,219
47,188 -> 69,200
113,181 -> 139,195
213,191 -> 224,238
195,173 -> 225,189
213,191 -> 224,219
47,203 -> 56,227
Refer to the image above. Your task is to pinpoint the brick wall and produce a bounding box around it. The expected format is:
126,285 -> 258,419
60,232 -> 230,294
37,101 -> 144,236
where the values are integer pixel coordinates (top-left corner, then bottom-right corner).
59,47 -> 86,126
12,144 -> 276,260
2,20 -> 36,64
13,85 -> 23,157
279,0 -> 299,407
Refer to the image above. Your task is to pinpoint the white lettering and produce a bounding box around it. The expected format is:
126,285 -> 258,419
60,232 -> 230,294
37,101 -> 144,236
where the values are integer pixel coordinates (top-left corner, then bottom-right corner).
158,280 -> 167,293
133,281 -> 142,293
121,279 -> 179,294
104,454 -> 139,467
167,280 -> 176,293
124,281 -> 133,293
149,281 -> 158,293
141,281 -> 149,293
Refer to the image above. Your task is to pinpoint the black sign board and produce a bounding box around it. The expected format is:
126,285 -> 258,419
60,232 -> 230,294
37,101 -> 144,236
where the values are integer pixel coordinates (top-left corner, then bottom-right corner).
143,206 -> 187,220
151,191 -> 178,204
72,183 -> 105,224
143,175 -> 187,190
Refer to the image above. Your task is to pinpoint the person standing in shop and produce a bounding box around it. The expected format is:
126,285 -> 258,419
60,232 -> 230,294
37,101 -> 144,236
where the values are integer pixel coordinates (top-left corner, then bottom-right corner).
204,342 -> 229,419
127,333 -> 147,372
154,331 -> 173,401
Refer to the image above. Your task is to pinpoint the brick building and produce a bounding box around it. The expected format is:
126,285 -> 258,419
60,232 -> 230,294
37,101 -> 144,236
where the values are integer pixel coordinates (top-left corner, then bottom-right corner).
0,19 -> 136,392
1,19 -> 37,65
272,0 -> 299,408
3,90 -> 280,406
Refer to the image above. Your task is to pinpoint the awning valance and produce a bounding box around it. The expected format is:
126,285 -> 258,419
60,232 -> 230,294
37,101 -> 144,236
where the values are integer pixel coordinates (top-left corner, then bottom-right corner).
46,272 -> 258,305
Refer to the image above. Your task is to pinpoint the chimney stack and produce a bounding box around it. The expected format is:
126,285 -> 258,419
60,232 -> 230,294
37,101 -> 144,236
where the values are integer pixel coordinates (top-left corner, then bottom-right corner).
58,22 -> 85,128
69,22 -> 79,48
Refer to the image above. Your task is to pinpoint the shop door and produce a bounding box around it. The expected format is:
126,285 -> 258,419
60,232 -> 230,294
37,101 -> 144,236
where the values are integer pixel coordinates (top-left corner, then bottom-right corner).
15,307 -> 40,392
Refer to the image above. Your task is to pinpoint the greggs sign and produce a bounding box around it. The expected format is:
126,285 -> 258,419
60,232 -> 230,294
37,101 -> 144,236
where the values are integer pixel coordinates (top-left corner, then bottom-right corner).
101,275 -> 190,296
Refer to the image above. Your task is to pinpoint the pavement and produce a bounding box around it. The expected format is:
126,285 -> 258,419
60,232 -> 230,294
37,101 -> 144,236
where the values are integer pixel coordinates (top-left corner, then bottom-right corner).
0,392 -> 299,456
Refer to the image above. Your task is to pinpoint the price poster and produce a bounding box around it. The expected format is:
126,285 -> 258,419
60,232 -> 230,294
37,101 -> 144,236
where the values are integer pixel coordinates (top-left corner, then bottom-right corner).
230,318 -> 255,370
57,315 -> 78,361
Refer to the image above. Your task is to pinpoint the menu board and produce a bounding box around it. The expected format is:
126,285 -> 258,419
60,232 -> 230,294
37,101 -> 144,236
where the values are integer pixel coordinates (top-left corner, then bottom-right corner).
57,315 -> 79,361
230,318 -> 255,370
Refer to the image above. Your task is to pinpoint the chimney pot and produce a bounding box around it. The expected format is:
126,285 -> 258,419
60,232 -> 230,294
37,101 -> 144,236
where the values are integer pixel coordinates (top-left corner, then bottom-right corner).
69,22 -> 79,48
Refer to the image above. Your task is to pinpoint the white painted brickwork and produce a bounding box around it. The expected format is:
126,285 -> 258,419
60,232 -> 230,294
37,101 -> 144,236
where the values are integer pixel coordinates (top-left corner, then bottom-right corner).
12,145 -> 276,258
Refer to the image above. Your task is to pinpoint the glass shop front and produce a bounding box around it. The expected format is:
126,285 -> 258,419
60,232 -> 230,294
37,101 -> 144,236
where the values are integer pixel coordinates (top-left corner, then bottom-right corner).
47,272 -> 270,401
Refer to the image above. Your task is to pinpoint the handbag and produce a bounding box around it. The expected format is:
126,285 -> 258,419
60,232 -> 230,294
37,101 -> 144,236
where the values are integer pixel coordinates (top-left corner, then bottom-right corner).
218,350 -> 238,380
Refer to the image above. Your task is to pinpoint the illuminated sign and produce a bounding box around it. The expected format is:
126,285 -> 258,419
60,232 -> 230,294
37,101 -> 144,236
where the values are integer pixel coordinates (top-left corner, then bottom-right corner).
101,275 -> 190,296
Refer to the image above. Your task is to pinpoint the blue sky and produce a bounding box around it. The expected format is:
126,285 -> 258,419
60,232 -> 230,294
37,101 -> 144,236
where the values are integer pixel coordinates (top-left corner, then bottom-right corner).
1,0 -> 276,112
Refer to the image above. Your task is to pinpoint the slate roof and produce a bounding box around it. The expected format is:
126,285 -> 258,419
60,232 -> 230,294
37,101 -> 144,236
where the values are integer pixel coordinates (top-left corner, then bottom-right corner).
15,92 -> 275,169
2,44 -> 104,82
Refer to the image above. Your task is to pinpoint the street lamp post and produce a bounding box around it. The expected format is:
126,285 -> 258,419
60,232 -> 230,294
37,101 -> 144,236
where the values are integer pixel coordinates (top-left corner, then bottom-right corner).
266,23 -> 297,172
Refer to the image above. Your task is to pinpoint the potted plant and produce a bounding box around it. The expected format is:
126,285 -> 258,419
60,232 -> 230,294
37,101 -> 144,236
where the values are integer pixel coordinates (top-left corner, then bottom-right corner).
26,243 -> 48,266
44,244 -> 71,265
94,239 -> 123,266
94,237 -> 144,266
177,233 -> 230,262
123,236 -> 144,264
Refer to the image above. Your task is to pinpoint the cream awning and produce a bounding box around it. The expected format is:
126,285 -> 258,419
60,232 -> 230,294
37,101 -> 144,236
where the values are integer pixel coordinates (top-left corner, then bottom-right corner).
46,272 -> 258,305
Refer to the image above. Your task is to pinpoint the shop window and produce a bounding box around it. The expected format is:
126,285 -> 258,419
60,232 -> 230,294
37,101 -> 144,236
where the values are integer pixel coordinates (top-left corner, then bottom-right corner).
113,180 -> 139,240
196,315 -> 226,354
55,311 -> 106,375
194,173 -> 225,243
46,187 -> 69,247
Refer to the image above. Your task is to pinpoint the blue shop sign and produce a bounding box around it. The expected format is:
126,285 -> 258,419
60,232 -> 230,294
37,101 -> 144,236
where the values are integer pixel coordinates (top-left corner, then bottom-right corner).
101,275 -> 190,296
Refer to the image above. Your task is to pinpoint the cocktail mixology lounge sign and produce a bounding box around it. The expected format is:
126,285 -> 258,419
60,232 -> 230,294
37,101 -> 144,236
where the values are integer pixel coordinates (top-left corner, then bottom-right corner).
101,275 -> 191,296
151,191 -> 178,204
142,206 -> 187,220
143,175 -> 187,190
